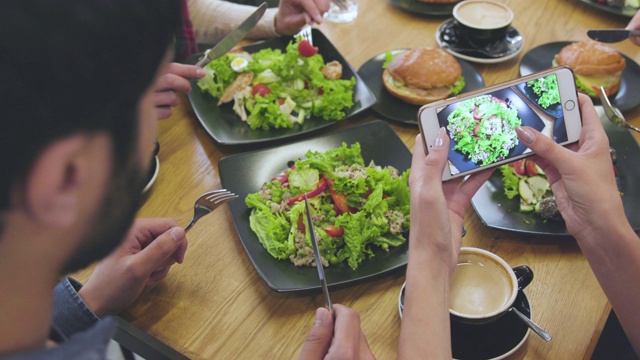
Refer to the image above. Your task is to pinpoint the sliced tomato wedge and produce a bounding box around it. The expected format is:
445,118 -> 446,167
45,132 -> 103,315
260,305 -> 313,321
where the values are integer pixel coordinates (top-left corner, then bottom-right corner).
271,174 -> 288,184
251,84 -> 271,97
287,177 -> 327,205
297,214 -> 305,233
298,40 -> 319,58
324,224 -> 344,237
325,178 -> 356,215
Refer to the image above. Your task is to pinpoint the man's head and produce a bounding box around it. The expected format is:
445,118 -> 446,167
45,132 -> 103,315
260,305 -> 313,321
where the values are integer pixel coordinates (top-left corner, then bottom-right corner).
0,1 -> 181,273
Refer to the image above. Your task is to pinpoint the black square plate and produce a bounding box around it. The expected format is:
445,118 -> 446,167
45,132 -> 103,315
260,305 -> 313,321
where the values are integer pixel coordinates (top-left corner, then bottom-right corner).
186,29 -> 376,146
471,108 -> 640,235
219,120 -> 412,291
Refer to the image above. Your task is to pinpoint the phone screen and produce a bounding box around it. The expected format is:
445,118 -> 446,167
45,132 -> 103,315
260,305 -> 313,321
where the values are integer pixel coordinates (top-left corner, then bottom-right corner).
436,73 -> 569,176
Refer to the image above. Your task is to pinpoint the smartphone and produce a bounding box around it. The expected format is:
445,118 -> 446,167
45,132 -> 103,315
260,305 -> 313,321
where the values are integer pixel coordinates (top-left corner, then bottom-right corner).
418,66 -> 582,181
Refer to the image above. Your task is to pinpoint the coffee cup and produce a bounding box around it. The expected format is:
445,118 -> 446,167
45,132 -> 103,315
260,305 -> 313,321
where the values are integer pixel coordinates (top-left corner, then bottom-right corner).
452,0 -> 514,46
449,247 -> 532,324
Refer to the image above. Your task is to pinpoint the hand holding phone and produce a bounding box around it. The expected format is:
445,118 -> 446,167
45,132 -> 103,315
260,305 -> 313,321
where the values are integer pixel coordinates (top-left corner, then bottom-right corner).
418,66 -> 582,181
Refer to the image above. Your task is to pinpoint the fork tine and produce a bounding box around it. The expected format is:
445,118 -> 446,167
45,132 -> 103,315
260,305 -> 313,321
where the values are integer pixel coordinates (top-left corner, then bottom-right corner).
207,193 -> 238,204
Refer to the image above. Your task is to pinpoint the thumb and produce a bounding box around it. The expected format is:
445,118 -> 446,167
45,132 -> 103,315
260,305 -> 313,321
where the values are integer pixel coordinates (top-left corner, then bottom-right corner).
298,308 -> 334,360
133,227 -> 185,275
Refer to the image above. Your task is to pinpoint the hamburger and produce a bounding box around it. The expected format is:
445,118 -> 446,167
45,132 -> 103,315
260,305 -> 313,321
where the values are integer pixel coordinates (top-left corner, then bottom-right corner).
553,41 -> 626,97
383,48 -> 465,105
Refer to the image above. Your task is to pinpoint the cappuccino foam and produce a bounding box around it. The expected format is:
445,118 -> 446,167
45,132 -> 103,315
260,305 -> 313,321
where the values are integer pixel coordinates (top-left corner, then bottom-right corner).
449,253 -> 513,316
455,1 -> 512,30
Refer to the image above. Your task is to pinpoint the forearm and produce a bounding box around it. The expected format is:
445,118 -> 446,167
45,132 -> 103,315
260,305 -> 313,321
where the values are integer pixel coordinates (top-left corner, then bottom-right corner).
399,231 -> 452,359
187,0 -> 279,44
575,219 -> 640,355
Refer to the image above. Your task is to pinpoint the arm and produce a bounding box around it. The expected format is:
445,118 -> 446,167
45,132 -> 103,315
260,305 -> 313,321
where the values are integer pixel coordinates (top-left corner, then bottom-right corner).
516,94 -> 640,355
298,304 -> 375,359
626,10 -> 640,46
399,131 -> 491,359
187,0 -> 330,44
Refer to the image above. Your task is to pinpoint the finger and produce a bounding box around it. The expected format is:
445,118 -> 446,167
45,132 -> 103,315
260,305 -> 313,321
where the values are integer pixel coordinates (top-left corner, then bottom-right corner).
156,106 -> 172,120
328,304 -> 361,357
576,93 -> 607,148
131,227 -> 186,275
148,266 -> 171,284
154,91 -> 179,108
154,73 -> 192,94
133,218 -> 179,248
299,0 -> 324,24
516,126 -> 573,172
316,0 -> 331,14
411,130 -> 449,189
298,308 -> 334,359
165,62 -> 206,80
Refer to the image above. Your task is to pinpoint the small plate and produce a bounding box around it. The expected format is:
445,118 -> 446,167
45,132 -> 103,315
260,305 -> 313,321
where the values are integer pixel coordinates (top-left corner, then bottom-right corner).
219,120 -> 412,292
142,156 -> 159,194
471,106 -> 640,235
398,282 -> 530,360
436,18 -> 525,64
356,49 -> 485,125
389,0 -> 462,16
519,41 -> 640,113
578,0 -> 638,18
186,29 -> 376,146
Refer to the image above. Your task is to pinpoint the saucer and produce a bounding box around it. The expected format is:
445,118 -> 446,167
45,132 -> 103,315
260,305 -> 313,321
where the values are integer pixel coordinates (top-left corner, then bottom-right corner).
142,156 -> 159,194
436,18 -> 525,64
398,282 -> 530,359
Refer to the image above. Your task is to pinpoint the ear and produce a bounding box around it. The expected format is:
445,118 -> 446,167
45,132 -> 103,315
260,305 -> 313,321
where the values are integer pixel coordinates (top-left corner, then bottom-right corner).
22,134 -> 110,228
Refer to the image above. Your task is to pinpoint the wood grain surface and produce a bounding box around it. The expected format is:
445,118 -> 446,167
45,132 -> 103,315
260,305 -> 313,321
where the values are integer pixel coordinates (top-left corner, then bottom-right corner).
72,0 -> 640,358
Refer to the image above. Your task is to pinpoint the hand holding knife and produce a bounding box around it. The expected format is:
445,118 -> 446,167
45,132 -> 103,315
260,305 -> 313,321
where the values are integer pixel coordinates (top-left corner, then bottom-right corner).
304,194 -> 334,317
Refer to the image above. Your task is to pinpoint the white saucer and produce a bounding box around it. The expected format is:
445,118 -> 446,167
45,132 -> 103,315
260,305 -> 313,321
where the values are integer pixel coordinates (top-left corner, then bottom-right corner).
435,18 -> 525,64
398,281 -> 531,360
142,156 -> 159,194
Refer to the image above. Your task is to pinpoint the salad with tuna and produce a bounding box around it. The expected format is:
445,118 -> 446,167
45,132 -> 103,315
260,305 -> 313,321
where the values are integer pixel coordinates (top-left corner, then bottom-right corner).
197,38 -> 355,131
447,95 -> 522,166
245,143 -> 411,270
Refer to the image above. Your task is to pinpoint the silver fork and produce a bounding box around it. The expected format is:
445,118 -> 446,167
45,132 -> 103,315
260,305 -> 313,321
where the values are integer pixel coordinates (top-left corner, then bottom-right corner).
598,86 -> 640,133
296,25 -> 313,45
185,189 -> 238,231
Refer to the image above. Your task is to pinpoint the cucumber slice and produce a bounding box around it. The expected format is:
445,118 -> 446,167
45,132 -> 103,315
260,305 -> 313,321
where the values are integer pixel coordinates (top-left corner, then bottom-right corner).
519,176 -> 550,205
520,199 -> 534,212
527,176 -> 550,200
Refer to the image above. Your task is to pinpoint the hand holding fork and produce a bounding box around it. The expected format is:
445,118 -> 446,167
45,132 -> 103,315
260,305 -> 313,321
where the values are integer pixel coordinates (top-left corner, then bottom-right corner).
185,189 -> 238,231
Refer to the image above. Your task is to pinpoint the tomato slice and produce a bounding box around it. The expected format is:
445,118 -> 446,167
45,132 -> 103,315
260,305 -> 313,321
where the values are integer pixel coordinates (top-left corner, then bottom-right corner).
324,224 -> 344,237
251,84 -> 271,97
287,178 -> 327,205
297,214 -> 305,233
325,178 -> 356,215
298,40 -> 319,58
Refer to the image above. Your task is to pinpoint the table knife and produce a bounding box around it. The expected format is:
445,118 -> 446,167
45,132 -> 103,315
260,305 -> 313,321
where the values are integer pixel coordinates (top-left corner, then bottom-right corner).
303,194 -> 333,316
195,2 -> 267,67
587,29 -> 640,43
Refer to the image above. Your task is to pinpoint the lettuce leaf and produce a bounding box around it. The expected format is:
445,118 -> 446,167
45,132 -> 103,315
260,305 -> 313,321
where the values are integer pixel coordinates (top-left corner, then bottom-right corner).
499,165 -> 520,199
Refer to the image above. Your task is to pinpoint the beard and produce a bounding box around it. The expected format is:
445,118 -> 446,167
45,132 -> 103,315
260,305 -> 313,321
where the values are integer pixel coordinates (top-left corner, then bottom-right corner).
60,156 -> 147,274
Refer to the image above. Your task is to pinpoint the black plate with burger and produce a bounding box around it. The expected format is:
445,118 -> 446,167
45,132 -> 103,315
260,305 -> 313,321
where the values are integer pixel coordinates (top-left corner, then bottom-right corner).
357,48 -> 485,125
519,41 -> 640,113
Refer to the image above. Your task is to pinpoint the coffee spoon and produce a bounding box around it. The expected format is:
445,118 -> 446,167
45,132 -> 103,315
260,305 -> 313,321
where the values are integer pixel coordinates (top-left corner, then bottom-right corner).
511,266 -> 552,342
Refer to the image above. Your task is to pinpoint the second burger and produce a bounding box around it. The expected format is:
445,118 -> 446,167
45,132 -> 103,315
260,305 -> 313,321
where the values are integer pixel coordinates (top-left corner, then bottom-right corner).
383,48 -> 465,105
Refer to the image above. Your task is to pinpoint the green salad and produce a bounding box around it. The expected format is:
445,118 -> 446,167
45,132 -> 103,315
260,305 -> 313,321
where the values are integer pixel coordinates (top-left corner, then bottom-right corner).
446,95 -> 522,166
245,143 -> 411,270
197,38 -> 355,131
526,74 -> 560,109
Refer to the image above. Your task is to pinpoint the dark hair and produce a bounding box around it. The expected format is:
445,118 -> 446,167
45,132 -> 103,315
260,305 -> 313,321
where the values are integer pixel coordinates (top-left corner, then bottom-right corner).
0,0 -> 181,214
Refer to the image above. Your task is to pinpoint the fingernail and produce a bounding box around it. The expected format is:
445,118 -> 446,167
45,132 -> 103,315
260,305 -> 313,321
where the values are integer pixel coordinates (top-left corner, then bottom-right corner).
315,308 -> 329,324
517,126 -> 535,144
196,68 -> 206,78
433,127 -> 446,148
170,227 -> 183,242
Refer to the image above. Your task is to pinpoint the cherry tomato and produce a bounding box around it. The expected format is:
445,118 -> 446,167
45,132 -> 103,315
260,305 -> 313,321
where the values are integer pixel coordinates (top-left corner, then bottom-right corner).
298,40 -> 319,58
251,84 -> 271,97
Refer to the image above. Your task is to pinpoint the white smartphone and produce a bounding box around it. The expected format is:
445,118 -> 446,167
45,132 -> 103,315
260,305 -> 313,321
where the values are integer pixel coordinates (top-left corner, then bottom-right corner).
418,66 -> 582,181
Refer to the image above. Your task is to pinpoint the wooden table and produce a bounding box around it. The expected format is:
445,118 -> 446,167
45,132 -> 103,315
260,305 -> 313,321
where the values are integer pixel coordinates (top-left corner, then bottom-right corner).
73,0 -> 640,358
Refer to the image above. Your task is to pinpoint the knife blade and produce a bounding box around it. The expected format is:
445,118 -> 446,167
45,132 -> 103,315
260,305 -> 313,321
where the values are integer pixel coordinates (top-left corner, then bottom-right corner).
195,2 -> 267,67
587,29 -> 640,43
303,194 -> 333,316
